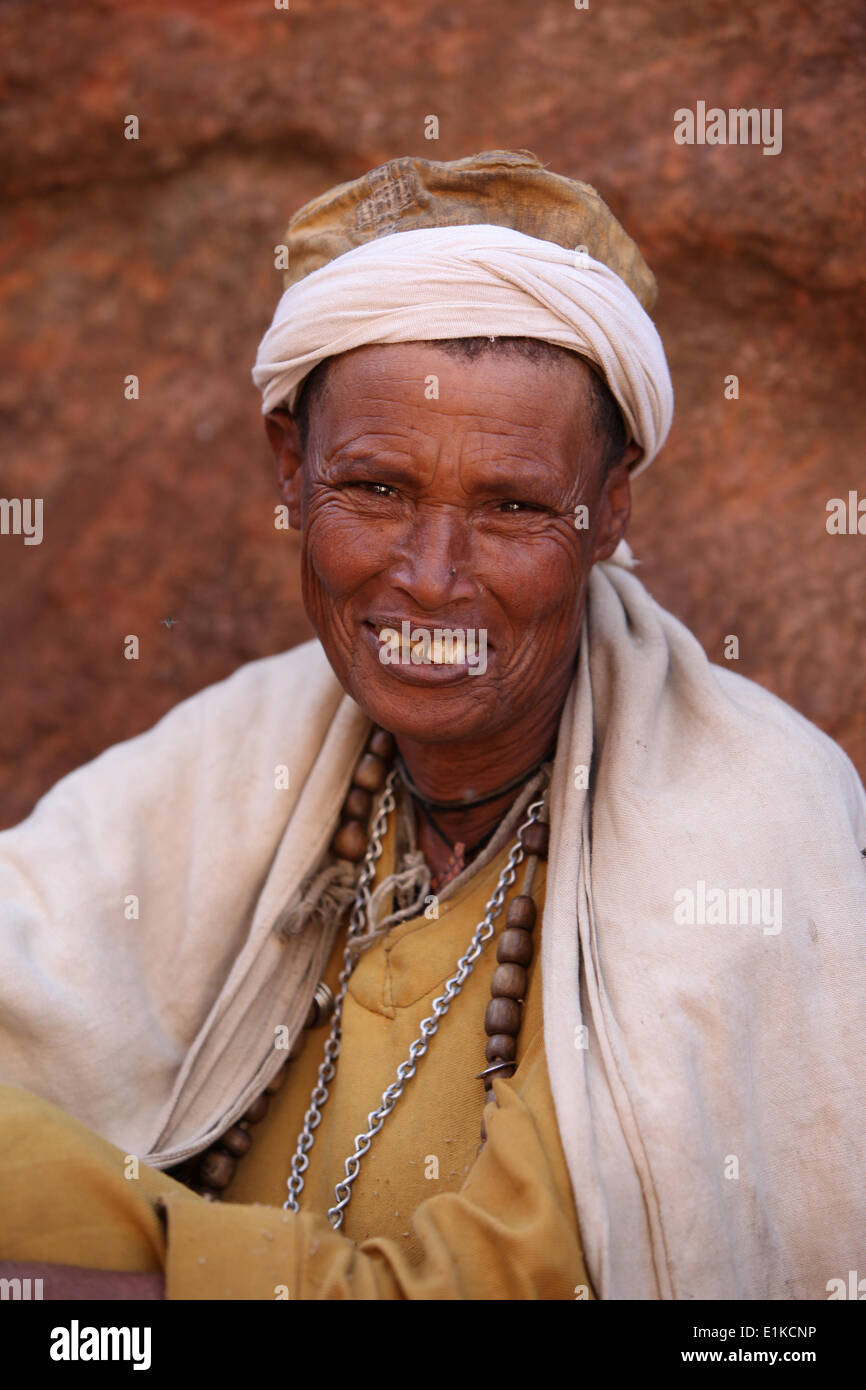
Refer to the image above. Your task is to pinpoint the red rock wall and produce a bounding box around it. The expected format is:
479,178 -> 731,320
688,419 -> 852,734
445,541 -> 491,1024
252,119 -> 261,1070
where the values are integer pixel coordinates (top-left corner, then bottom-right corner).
1,0 -> 863,826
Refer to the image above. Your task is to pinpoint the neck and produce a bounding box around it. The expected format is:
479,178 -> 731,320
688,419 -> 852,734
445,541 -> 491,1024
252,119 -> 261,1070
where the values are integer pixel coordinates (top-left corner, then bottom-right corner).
393,705 -> 561,857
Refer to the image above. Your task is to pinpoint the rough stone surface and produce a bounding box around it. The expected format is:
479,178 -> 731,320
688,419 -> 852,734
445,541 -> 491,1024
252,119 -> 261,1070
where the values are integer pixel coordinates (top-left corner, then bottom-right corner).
1,0 -> 864,826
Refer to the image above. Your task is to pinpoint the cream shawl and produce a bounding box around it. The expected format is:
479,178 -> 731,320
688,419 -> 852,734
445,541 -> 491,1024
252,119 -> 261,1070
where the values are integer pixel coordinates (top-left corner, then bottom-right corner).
1,556 -> 864,1300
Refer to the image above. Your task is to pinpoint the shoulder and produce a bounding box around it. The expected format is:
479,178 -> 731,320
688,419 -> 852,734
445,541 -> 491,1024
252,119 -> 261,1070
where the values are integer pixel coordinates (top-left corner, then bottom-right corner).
601,563 -> 866,836
710,663 -> 865,823
14,640 -> 345,831
173,638 -> 341,728
115,636 -> 339,744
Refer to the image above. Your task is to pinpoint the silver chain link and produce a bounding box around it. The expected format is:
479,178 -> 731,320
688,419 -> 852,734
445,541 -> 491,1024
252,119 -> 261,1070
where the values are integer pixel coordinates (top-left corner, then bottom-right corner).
282,768 -> 398,1215
283,768 -> 545,1230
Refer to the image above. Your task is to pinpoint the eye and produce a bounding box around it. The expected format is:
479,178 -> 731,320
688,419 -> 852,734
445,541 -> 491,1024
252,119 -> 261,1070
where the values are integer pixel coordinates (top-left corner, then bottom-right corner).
341,480 -> 400,503
347,481 -> 398,498
496,499 -> 544,514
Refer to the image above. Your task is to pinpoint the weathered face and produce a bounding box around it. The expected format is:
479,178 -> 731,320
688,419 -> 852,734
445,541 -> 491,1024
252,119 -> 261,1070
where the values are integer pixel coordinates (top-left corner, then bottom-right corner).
268,342 -> 634,746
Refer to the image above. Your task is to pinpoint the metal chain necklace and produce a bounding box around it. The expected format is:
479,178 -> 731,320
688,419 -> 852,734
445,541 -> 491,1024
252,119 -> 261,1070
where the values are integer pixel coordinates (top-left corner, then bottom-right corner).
283,767 -> 546,1230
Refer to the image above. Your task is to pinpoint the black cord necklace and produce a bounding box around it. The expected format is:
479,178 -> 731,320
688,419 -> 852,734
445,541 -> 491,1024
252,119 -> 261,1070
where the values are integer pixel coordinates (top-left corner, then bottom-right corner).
395,744 -> 555,855
413,796 -> 501,855
393,748 -> 554,813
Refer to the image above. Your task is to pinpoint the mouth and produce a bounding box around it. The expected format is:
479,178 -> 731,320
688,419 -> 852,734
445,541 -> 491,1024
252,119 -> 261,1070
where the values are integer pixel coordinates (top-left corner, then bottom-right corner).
361,619 -> 491,682
366,620 -> 464,665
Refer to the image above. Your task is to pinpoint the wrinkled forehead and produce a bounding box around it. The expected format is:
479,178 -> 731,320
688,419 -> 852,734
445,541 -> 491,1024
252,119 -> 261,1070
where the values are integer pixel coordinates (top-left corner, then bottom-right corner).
300,344 -> 609,492
300,339 -> 598,432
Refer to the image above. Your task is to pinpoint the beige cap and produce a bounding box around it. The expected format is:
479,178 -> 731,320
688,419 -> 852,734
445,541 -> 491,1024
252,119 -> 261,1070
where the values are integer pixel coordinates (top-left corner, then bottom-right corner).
280,150 -> 657,311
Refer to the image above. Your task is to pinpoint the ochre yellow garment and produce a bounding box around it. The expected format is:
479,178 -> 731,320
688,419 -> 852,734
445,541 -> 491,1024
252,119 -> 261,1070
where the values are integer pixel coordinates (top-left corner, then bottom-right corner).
0,818 -> 592,1299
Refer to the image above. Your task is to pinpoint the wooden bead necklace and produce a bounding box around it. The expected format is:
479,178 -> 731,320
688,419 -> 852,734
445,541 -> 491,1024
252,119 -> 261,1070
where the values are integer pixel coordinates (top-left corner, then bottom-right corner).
173,726 -> 549,1205
478,825 -> 547,1147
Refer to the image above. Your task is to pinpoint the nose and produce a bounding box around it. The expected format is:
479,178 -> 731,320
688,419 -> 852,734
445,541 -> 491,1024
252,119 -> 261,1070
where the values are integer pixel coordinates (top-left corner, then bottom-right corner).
386,505 -> 477,612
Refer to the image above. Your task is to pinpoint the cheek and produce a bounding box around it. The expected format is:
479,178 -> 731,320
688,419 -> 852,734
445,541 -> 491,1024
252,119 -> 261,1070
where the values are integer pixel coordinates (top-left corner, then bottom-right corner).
476,530 -> 584,623
302,502 -> 387,596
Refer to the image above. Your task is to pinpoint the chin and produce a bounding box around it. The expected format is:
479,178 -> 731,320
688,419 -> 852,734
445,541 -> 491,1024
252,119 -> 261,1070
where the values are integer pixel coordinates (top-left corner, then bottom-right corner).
350,670 -> 501,744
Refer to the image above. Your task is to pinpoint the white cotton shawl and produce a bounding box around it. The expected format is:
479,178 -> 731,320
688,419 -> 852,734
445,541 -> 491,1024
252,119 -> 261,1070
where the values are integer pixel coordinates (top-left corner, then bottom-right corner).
1,556 -> 864,1300
252,224 -> 673,475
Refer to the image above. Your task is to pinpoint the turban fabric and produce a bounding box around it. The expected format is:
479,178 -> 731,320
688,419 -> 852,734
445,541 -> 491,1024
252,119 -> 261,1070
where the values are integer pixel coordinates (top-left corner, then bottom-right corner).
252,223 -> 674,477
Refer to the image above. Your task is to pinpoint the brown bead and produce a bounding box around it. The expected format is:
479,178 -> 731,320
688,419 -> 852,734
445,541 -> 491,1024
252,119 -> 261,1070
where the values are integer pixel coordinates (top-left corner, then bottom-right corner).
352,753 -> 388,792
485,996 -> 521,1036
218,1124 -> 253,1157
342,786 -> 372,823
367,728 -> 394,760
496,928 -> 534,966
486,1034 -> 517,1063
332,819 -> 368,862
505,895 -> 537,930
265,1066 -> 287,1094
197,1149 -> 236,1190
491,962 -> 527,1000
242,1092 -> 270,1125
521,821 -> 549,859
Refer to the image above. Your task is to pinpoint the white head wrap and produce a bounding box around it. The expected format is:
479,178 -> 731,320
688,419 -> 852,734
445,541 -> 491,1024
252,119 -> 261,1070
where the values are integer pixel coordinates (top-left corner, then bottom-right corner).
252,223 -> 673,476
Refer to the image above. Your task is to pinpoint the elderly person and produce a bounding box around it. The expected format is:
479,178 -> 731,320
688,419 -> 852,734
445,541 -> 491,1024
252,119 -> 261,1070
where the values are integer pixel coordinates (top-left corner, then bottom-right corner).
1,151 -> 864,1302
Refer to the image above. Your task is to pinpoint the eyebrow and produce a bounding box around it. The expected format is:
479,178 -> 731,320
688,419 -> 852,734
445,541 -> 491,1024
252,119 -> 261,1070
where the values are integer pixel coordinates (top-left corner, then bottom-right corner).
322,453 -> 418,482
324,448 -> 572,497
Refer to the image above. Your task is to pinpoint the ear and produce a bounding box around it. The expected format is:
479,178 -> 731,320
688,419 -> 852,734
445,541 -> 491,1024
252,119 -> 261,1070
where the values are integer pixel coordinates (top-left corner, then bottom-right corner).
591,441 -> 641,564
264,408 -> 304,529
